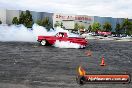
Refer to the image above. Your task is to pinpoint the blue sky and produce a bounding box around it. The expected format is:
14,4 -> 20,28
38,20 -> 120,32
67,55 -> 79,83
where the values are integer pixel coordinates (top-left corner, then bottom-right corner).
0,0 -> 132,18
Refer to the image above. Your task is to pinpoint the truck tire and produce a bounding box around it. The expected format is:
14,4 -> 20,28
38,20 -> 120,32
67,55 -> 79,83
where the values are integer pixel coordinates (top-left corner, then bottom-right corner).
41,40 -> 47,46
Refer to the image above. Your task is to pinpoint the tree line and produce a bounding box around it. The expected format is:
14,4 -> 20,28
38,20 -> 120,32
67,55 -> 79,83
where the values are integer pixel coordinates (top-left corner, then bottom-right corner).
74,19 -> 132,35
12,10 -> 33,28
11,10 -> 132,35
115,18 -> 132,35
12,10 -> 52,30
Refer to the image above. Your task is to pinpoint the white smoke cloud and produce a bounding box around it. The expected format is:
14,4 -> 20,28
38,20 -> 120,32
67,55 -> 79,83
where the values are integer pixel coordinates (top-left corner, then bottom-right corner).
0,24 -> 81,48
53,40 -> 81,48
0,24 -> 35,42
0,24 -> 66,42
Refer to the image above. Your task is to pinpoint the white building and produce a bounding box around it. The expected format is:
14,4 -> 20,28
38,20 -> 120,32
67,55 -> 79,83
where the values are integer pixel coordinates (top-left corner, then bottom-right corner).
53,13 -> 94,29
0,9 -> 6,24
0,9 -> 20,25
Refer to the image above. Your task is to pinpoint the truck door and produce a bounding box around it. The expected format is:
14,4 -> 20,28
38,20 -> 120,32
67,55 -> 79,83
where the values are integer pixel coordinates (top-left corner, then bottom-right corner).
56,33 -> 63,41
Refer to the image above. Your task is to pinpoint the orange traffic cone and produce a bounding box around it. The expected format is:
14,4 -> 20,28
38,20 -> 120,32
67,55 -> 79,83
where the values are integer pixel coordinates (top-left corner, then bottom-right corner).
85,50 -> 92,56
100,56 -> 106,66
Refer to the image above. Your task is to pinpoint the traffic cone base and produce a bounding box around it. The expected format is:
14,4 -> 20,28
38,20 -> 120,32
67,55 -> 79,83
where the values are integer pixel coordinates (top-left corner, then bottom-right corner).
100,63 -> 106,66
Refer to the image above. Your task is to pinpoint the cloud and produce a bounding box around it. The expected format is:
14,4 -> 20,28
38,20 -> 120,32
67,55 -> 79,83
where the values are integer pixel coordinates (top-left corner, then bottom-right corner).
0,0 -> 131,18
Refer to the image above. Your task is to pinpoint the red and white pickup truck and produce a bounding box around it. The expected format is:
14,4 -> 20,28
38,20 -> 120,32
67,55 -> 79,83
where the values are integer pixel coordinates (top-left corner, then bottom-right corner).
37,32 -> 88,48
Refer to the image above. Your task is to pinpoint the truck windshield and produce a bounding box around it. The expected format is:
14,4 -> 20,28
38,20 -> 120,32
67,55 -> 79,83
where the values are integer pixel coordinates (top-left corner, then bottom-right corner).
56,33 -> 65,37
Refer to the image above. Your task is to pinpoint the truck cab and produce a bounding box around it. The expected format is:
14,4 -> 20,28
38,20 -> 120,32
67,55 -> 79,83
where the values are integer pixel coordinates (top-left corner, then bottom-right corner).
37,32 -> 88,48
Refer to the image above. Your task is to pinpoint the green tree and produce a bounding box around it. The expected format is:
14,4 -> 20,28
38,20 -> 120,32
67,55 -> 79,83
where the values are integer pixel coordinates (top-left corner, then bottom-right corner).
19,10 -> 33,28
42,17 -> 52,30
12,17 -> 19,25
126,21 -> 132,35
36,19 -> 43,26
60,22 -> 63,28
121,18 -> 132,35
0,20 -> 2,24
42,17 -> 49,26
19,11 -> 25,24
92,22 -> 101,32
74,23 -> 80,30
54,21 -> 61,27
79,24 -> 85,29
115,23 -> 121,34
103,22 -> 112,32
24,10 -> 33,28
54,21 -> 63,28
36,17 -> 52,30
88,25 -> 92,32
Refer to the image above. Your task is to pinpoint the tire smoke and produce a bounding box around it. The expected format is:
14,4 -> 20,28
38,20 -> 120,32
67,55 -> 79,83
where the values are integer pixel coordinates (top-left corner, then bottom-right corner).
0,24 -> 81,48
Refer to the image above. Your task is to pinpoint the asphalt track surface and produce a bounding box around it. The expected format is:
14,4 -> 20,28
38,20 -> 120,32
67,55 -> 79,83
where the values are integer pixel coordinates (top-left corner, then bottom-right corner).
0,40 -> 132,88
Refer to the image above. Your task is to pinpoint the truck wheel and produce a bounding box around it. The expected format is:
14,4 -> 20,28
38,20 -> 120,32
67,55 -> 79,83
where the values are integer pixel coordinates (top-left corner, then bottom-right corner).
41,40 -> 46,46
